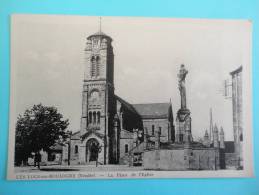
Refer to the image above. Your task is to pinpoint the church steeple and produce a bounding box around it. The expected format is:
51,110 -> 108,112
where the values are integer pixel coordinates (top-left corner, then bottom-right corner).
84,27 -> 114,84
80,23 -> 116,164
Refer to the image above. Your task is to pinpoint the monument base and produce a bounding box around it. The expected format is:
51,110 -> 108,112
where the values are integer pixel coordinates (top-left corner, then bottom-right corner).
175,108 -> 193,143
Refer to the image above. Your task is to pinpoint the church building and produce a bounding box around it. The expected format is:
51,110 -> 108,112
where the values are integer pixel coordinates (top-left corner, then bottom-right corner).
62,30 -> 175,165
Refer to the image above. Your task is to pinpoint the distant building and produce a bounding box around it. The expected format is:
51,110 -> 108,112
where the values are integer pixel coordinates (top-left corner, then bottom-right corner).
201,112 -> 236,169
230,66 -> 243,168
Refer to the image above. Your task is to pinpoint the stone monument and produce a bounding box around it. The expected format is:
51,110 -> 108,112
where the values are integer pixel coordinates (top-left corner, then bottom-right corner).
175,64 -> 193,144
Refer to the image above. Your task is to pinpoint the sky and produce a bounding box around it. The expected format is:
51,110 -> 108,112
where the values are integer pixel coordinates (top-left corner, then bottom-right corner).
11,14 -> 251,141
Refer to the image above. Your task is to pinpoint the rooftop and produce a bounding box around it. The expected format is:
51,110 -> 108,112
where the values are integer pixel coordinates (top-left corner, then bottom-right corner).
115,95 -> 140,116
87,31 -> 112,41
71,131 -> 80,140
230,66 -> 242,76
132,102 -> 172,119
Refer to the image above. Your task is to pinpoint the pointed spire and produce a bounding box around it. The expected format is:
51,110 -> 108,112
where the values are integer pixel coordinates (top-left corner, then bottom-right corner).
214,123 -> 218,132
220,126 -> 224,135
213,123 -> 219,148
203,130 -> 210,147
205,129 -> 209,137
219,126 -> 225,149
209,108 -> 213,143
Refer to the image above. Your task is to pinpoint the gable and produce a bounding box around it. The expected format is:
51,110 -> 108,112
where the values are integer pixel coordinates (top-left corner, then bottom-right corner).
71,131 -> 80,140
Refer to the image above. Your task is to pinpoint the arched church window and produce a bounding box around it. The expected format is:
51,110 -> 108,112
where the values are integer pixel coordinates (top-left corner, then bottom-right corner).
152,125 -> 155,135
93,112 -> 96,124
75,145 -> 78,154
89,112 -> 92,124
97,112 -> 100,124
125,144 -> 129,153
93,39 -> 99,48
96,56 -> 100,77
91,56 -> 96,77
90,55 -> 100,78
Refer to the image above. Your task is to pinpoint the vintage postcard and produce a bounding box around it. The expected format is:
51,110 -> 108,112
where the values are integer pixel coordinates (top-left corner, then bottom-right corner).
8,14 -> 253,180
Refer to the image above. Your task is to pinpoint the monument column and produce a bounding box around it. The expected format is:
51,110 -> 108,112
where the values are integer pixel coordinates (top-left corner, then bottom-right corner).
175,64 -> 193,144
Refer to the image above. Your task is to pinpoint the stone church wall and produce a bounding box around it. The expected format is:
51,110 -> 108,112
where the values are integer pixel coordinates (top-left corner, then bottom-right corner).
143,118 -> 170,143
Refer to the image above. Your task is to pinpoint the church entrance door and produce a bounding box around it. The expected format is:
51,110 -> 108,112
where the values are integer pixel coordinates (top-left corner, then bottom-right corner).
85,138 -> 99,163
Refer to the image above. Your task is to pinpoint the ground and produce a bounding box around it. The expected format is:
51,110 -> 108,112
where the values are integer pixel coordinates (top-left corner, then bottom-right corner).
15,165 -> 144,173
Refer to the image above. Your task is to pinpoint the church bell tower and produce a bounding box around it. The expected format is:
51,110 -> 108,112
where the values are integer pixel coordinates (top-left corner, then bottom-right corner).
80,29 -> 115,164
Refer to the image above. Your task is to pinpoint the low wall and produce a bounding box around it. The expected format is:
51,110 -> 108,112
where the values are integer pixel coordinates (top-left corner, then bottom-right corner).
143,148 -> 219,170
225,152 -> 237,168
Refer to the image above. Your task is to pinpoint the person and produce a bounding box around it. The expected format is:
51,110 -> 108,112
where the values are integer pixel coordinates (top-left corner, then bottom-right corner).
34,152 -> 41,169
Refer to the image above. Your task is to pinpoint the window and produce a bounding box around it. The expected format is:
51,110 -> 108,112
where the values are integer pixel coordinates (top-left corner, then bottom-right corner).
93,112 -> 96,124
159,127 -> 162,135
93,39 -> 98,46
75,145 -> 78,154
125,144 -> 129,153
97,112 -> 100,124
152,125 -> 155,135
91,56 -> 96,77
96,56 -> 100,76
90,55 -> 100,77
89,112 -> 92,124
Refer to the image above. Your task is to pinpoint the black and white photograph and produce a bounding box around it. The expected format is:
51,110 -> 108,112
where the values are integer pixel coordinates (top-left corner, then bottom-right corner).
8,14 -> 253,180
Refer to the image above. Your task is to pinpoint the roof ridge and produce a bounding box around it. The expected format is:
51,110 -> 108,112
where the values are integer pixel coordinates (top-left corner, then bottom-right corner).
72,130 -> 80,135
115,95 -> 139,115
132,102 -> 170,105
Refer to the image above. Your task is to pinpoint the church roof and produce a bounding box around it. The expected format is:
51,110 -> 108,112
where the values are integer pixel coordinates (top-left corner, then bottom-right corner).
71,131 -> 80,140
115,95 -> 140,116
87,31 -> 112,41
230,66 -> 242,76
132,102 -> 171,119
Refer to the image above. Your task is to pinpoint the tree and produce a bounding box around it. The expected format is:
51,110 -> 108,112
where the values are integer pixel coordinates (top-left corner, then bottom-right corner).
15,104 -> 69,166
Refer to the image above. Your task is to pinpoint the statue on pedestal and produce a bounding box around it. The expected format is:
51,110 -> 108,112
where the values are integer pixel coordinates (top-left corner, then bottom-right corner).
178,64 -> 188,109
175,64 -> 193,144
